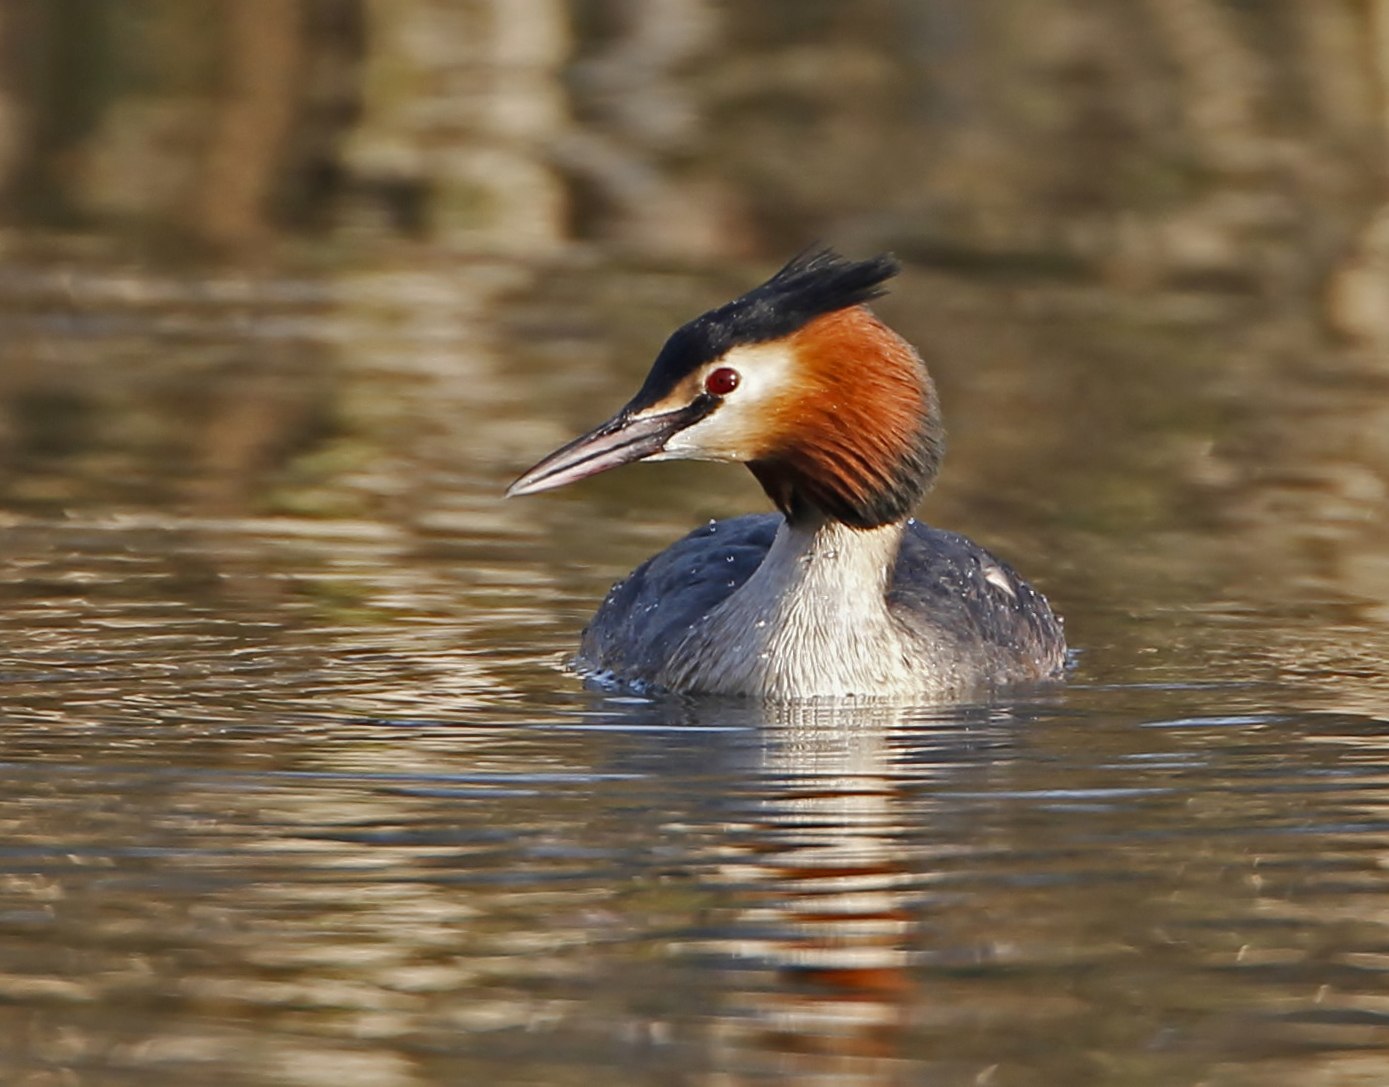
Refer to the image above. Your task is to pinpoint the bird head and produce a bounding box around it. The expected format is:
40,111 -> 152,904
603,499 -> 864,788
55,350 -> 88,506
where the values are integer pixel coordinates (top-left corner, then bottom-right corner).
506,248 -> 943,529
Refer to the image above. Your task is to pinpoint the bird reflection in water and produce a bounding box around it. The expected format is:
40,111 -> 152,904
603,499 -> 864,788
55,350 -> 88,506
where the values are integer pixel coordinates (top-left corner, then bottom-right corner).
697,699 -> 1003,1081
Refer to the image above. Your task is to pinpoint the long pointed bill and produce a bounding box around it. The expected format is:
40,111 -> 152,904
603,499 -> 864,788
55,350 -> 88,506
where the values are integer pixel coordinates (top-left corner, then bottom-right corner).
505,400 -> 713,497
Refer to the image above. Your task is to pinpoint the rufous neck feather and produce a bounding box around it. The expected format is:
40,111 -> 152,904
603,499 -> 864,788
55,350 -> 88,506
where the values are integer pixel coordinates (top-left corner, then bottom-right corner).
747,306 -> 943,530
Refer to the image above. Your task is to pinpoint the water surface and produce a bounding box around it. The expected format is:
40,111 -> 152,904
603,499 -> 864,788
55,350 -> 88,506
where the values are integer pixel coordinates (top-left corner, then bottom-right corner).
2,256 -> 1388,1087
4,4 -> 1389,1085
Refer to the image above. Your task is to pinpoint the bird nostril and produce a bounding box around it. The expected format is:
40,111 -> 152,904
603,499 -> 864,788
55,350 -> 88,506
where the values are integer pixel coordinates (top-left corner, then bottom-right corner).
705,367 -> 741,396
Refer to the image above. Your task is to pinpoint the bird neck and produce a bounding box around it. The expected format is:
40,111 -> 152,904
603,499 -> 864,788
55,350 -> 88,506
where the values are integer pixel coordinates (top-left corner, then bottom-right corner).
745,307 -> 943,529
661,515 -> 916,698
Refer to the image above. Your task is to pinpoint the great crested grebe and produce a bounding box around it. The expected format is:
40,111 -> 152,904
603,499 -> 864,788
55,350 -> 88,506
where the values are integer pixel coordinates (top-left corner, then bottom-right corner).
508,249 -> 1065,699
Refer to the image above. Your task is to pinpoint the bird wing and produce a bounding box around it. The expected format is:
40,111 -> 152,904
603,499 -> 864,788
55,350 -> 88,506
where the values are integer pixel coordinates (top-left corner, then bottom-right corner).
888,521 -> 1066,680
578,513 -> 780,682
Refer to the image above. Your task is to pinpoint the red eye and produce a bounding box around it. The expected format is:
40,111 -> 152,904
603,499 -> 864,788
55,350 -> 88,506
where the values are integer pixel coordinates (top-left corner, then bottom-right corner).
705,367 -> 740,396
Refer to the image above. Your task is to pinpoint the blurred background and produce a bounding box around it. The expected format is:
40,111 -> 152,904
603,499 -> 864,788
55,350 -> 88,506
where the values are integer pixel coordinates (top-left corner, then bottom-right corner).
2,1 -> 1388,623
2,0 -> 1389,690
5,4 -> 1389,1086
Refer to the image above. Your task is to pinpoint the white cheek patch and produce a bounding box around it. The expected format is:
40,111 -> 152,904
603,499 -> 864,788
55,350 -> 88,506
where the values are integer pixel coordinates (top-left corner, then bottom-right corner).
659,414 -> 740,461
714,341 -> 799,405
660,342 -> 798,461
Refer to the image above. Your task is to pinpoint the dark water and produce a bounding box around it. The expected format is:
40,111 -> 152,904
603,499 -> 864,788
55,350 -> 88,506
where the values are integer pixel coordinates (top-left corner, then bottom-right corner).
5,4 -> 1389,1086
2,262 -> 1388,1086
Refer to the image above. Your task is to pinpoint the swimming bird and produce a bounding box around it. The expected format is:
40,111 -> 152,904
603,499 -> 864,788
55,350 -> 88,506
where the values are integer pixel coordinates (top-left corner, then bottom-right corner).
507,249 -> 1065,699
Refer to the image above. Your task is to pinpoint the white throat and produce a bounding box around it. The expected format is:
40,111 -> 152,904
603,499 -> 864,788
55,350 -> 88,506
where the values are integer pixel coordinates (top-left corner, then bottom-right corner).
658,518 -> 917,698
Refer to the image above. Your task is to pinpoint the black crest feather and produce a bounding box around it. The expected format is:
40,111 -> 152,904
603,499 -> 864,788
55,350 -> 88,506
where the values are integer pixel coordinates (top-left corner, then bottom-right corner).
630,248 -> 901,408
721,247 -> 900,340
